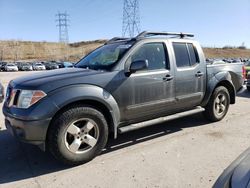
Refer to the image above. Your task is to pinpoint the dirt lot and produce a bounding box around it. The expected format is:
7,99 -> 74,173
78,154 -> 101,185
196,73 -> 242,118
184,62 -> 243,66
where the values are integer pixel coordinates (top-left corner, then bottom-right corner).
0,71 -> 250,188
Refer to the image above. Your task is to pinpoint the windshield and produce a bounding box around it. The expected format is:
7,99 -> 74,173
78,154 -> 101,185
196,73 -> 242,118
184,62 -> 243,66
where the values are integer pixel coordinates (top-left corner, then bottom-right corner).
75,42 -> 133,70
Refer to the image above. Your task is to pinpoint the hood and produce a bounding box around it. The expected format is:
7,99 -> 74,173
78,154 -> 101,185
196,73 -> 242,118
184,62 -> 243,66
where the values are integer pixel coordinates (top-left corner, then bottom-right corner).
10,68 -> 107,92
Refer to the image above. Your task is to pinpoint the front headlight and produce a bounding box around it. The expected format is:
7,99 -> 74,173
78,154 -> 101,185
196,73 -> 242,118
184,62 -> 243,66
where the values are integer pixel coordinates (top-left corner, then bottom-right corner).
17,90 -> 47,109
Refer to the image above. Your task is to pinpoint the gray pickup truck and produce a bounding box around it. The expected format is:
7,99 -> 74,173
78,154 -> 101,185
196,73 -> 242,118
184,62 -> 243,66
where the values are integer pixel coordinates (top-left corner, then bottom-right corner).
3,31 -> 243,165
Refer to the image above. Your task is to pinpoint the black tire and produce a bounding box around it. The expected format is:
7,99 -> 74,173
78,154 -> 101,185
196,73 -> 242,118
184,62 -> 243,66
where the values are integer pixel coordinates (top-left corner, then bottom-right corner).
203,86 -> 230,122
47,105 -> 109,165
247,86 -> 250,92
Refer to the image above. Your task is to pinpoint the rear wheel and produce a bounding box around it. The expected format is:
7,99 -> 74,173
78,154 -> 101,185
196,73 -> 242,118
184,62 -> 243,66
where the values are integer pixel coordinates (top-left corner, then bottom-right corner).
203,86 -> 230,122
247,86 -> 250,92
47,105 -> 108,165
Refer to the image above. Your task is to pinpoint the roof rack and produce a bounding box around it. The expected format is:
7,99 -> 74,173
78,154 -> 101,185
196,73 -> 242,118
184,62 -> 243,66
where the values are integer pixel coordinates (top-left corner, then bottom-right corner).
105,37 -> 130,44
105,31 -> 194,45
136,31 -> 194,39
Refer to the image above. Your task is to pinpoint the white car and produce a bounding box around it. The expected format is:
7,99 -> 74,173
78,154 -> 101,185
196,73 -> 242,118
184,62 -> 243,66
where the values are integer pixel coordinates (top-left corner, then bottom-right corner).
33,63 -> 46,71
5,64 -> 18,71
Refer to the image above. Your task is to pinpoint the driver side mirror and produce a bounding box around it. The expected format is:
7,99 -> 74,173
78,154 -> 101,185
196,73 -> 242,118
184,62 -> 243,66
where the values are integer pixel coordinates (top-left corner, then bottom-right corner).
129,60 -> 148,73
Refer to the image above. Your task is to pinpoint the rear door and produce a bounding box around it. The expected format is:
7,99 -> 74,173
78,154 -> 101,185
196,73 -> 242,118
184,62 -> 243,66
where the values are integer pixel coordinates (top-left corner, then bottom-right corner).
172,42 -> 206,109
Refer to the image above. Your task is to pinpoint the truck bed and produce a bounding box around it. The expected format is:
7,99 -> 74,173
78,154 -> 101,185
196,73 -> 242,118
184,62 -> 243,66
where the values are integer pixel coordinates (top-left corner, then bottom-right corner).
207,63 -> 244,91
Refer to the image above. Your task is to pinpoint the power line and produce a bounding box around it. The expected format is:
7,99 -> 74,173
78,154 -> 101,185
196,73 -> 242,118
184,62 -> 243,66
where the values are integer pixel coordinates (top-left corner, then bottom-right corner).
122,0 -> 140,37
56,12 -> 70,43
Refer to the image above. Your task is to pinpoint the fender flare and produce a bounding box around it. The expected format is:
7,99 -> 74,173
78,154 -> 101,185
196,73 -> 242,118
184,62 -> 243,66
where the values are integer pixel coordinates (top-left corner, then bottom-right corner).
201,71 -> 236,106
48,84 -> 120,138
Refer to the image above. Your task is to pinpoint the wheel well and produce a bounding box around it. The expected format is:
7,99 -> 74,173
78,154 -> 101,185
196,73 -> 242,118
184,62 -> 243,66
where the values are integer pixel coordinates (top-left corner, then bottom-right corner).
216,80 -> 235,104
47,100 -> 114,141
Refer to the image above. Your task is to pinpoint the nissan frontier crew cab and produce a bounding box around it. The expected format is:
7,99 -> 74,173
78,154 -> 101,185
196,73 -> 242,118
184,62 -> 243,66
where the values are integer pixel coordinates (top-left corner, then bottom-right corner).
3,31 -> 244,165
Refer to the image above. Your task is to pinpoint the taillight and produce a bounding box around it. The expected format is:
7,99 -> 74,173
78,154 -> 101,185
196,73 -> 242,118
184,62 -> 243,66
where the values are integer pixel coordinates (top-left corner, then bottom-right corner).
242,66 -> 246,79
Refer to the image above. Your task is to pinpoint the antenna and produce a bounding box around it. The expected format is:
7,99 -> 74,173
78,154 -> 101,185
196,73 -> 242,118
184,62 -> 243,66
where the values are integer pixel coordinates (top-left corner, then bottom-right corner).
122,0 -> 140,37
56,12 -> 70,43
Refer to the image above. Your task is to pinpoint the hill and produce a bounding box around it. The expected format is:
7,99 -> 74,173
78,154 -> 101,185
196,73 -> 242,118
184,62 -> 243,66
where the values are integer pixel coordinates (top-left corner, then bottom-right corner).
0,40 -> 249,62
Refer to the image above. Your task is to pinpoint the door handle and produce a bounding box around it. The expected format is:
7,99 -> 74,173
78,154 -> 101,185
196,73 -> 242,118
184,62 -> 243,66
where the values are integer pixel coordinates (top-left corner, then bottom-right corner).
195,71 -> 204,77
163,74 -> 174,81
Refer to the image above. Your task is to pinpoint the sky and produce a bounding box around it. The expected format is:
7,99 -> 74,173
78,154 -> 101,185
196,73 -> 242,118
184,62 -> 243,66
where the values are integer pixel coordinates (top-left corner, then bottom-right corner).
0,0 -> 249,47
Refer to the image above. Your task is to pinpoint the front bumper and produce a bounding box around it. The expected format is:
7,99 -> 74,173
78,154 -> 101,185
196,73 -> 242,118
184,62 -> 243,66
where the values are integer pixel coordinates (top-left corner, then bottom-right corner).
35,67 -> 45,70
7,69 -> 18,71
4,111 -> 51,149
22,67 -> 32,71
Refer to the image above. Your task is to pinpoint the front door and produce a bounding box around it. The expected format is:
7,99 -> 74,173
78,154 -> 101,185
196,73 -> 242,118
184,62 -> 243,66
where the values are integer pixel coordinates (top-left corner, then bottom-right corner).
119,42 -> 175,122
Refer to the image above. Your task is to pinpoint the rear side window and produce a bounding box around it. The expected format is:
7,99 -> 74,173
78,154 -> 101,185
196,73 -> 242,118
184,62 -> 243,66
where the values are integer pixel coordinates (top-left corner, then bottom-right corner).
173,43 -> 190,67
187,43 -> 199,66
173,42 -> 200,68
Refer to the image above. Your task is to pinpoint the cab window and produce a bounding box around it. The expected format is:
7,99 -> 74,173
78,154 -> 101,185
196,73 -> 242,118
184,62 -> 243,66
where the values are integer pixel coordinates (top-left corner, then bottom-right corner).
131,43 -> 169,71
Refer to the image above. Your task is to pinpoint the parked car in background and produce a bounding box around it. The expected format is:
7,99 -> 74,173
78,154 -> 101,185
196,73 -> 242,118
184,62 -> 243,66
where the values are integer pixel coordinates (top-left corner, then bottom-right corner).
19,63 -> 33,71
32,62 -> 46,71
223,58 -> 234,63
207,59 -> 227,65
16,62 -> 23,70
213,147 -> 250,188
243,61 -> 250,81
232,59 -> 242,63
0,81 -> 4,103
0,62 -> 7,71
44,62 -> 59,70
5,63 -> 18,71
57,61 -> 74,68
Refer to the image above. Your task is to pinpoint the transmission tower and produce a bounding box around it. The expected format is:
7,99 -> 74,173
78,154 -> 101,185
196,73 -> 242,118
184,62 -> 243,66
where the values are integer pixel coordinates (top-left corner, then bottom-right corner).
56,12 -> 70,43
122,0 -> 140,37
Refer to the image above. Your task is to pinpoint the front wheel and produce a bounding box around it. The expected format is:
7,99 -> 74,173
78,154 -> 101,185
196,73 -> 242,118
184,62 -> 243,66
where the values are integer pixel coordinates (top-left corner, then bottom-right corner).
203,86 -> 230,122
47,105 -> 109,165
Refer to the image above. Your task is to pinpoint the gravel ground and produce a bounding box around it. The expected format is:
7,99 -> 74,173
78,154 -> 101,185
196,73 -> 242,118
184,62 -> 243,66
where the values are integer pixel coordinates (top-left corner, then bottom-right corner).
0,71 -> 249,188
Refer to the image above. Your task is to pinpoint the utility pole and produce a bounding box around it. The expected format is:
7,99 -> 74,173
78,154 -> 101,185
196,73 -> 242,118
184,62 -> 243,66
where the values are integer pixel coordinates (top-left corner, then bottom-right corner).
56,12 -> 70,43
122,0 -> 140,37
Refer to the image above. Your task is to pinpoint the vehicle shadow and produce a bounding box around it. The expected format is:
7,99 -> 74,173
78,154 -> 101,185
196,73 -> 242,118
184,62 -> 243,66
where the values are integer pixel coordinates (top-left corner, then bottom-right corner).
103,113 -> 209,154
237,87 -> 250,98
0,113 -> 209,184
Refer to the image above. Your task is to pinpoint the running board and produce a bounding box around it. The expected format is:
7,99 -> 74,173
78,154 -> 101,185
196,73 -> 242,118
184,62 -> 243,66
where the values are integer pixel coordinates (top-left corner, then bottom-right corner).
118,107 -> 205,134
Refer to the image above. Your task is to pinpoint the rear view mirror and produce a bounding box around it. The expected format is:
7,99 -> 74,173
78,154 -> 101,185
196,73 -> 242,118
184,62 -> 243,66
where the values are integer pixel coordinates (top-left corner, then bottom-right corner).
130,60 -> 148,73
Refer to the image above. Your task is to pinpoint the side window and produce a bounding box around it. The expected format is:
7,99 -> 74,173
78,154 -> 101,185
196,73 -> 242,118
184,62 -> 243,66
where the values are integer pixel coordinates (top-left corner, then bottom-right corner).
131,43 -> 169,71
173,43 -> 190,67
187,43 -> 199,66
